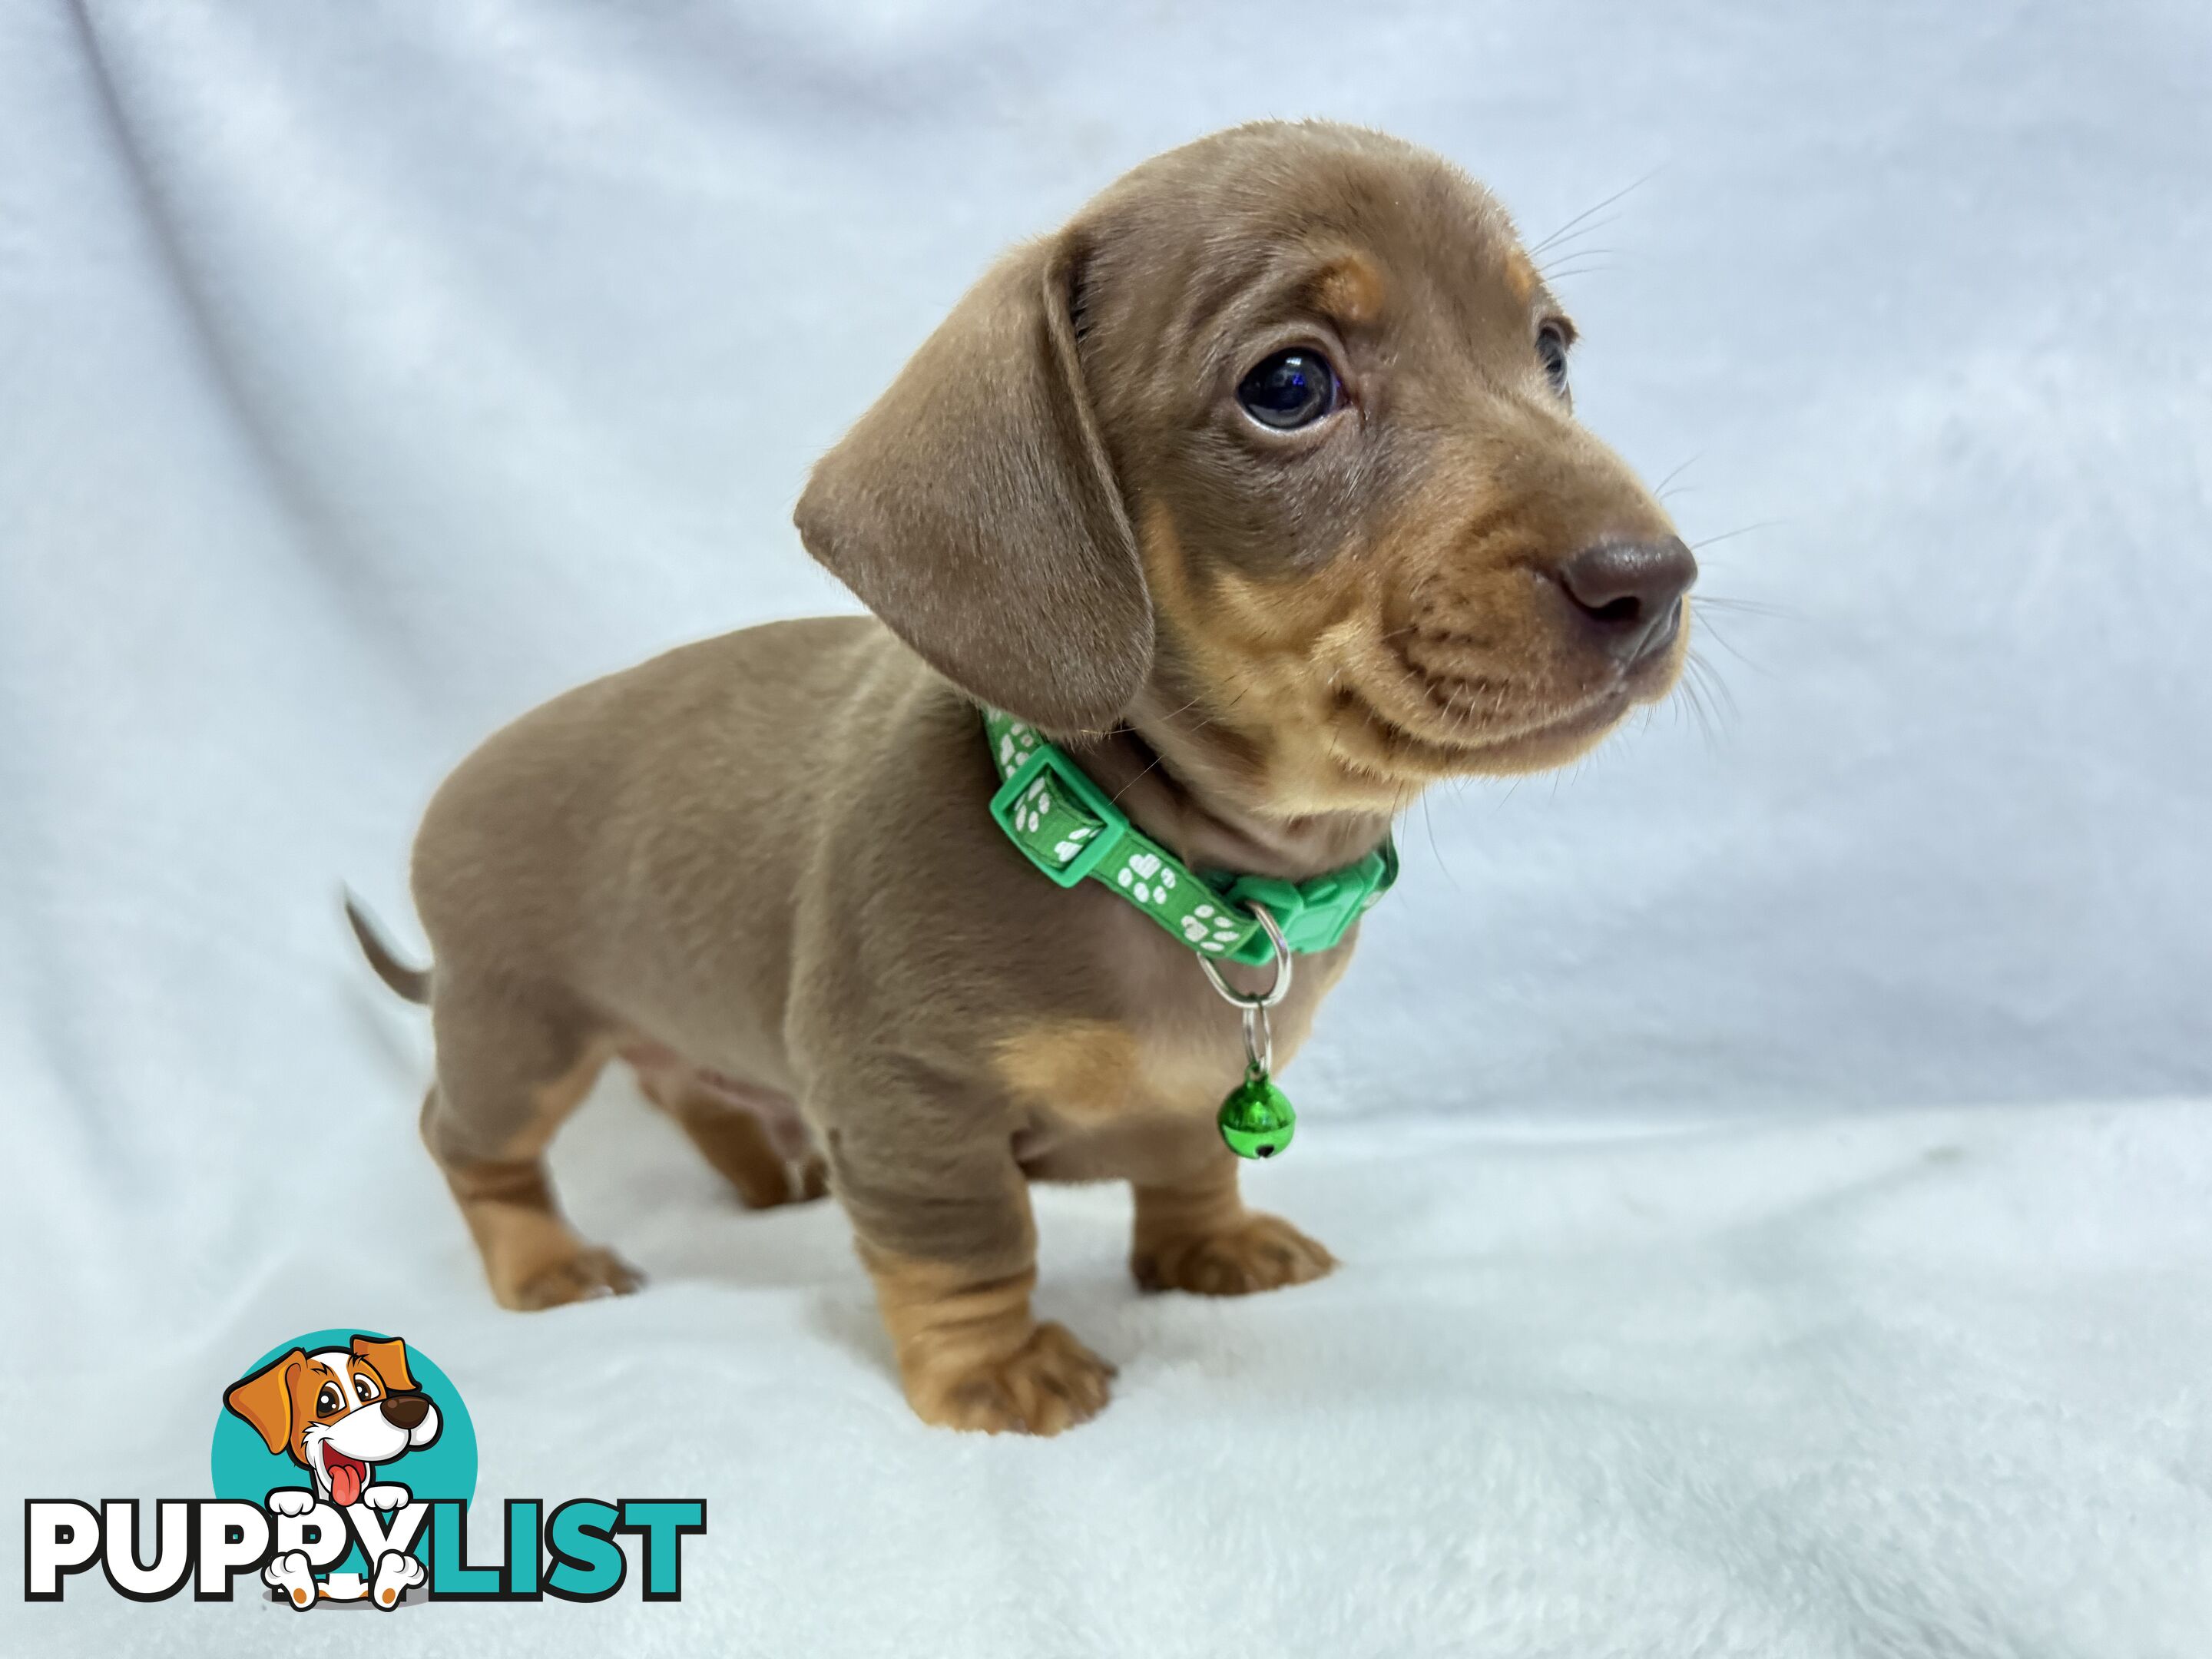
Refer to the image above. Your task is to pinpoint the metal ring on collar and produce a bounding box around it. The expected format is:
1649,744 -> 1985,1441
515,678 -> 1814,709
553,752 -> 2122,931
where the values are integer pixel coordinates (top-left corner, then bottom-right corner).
1197,901 -> 1294,1010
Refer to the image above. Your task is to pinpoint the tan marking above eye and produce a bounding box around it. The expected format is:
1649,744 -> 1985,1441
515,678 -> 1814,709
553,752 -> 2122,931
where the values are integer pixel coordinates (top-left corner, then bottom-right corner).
1503,247 -> 1538,307
1312,254 -> 1386,328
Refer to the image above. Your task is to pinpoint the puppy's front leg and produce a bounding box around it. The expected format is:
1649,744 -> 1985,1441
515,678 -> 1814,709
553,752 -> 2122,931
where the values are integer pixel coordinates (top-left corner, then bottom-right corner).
1131,1151 -> 1336,1296
863,1250 -> 1115,1435
836,1128 -> 1114,1434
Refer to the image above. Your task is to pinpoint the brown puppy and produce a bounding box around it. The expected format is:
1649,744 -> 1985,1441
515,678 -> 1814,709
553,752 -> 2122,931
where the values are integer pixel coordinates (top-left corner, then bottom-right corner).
352,121 -> 1693,1435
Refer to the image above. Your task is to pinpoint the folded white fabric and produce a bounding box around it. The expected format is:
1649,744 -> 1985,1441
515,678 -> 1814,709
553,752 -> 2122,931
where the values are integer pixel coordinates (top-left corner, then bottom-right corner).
9,1094 -> 2210,1655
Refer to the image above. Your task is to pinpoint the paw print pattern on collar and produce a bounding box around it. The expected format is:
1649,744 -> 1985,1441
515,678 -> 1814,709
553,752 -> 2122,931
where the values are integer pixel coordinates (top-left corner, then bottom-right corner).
979,705 -> 1393,966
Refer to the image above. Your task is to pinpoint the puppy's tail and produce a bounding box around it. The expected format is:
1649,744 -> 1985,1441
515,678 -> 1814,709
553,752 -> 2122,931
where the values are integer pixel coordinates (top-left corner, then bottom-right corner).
343,892 -> 432,1005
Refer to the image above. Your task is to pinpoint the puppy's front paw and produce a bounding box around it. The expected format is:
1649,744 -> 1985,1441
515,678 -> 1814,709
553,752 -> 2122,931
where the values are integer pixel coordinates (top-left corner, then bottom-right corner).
361,1483 -> 410,1512
1133,1211 -> 1336,1296
265,1487 -> 318,1518
501,1243 -> 644,1310
906,1322 -> 1116,1436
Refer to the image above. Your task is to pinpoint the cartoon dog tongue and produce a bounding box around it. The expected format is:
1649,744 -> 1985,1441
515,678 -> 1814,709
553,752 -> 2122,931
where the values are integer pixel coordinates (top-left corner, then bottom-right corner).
326,1452 -> 366,1507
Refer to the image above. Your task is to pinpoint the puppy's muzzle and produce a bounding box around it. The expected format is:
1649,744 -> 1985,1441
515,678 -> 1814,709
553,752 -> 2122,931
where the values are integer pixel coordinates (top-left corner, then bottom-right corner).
1555,536 -> 1698,667
379,1394 -> 430,1432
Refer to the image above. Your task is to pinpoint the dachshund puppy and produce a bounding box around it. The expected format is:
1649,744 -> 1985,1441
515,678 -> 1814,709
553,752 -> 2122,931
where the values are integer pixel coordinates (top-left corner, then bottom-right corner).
351,121 -> 1693,1433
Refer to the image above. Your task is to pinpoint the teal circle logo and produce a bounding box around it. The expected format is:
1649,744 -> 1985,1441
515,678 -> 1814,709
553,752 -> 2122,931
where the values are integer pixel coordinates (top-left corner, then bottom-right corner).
211,1329 -> 475,1581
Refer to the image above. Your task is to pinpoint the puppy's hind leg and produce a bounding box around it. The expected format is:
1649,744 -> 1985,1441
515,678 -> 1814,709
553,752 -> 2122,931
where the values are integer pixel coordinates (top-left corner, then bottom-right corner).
628,1047 -> 829,1210
420,980 -> 641,1310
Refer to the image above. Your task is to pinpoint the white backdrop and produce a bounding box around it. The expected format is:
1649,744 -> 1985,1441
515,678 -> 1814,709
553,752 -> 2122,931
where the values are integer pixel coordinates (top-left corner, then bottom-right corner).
5,3 -> 2210,1654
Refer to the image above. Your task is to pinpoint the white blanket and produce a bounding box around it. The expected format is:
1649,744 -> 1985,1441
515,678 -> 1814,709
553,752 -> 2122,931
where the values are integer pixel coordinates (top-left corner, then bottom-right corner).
5,2 -> 2209,1654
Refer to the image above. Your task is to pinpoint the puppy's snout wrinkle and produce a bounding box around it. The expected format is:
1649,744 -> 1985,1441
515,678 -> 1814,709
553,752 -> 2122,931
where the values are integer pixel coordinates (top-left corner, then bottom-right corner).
379,1394 -> 429,1431
1555,537 -> 1697,664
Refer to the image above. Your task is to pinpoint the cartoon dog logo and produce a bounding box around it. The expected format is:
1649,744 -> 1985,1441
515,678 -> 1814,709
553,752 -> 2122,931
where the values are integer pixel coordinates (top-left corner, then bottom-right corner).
224,1334 -> 442,1607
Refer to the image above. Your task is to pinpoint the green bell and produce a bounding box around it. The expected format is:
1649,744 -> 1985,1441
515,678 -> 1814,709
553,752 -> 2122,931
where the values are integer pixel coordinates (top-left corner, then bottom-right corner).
1217,1072 -> 1296,1160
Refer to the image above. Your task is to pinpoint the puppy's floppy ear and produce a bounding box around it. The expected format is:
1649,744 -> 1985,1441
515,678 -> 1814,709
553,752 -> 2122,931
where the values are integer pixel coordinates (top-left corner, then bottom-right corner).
351,1333 -> 417,1393
225,1349 -> 306,1457
796,231 -> 1150,733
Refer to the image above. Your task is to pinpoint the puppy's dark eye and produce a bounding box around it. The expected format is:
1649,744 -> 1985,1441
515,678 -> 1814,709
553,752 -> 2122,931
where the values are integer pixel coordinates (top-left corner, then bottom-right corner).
316,1384 -> 343,1416
1237,349 -> 1339,429
1535,322 -> 1571,395
354,1376 -> 379,1403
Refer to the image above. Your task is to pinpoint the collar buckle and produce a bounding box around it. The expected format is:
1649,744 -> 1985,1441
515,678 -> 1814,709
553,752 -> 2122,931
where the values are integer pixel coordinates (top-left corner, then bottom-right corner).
986,742 -> 1128,888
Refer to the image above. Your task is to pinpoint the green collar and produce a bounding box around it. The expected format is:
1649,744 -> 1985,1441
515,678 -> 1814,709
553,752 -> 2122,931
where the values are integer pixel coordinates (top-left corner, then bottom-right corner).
982,707 -> 1396,967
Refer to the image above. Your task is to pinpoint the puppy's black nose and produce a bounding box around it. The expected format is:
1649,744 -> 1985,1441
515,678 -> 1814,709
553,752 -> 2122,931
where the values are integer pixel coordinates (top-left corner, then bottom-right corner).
1556,537 -> 1697,663
381,1394 -> 429,1430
